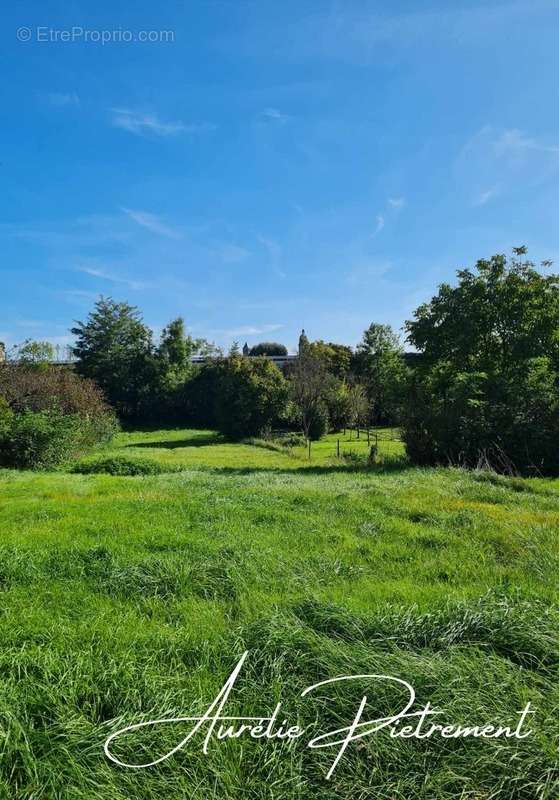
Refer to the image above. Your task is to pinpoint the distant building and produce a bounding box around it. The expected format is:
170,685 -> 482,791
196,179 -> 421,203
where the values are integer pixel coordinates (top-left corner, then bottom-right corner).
298,329 -> 309,355
242,342 -> 249,356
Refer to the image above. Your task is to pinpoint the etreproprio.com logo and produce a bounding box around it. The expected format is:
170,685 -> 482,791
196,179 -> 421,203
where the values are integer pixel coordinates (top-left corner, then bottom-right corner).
17,26 -> 175,44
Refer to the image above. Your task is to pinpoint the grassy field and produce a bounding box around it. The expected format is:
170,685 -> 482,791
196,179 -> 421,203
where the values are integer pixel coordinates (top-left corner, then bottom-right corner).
0,428 -> 558,798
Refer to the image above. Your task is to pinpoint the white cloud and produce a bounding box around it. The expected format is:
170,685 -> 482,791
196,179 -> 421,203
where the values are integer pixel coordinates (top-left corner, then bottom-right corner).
122,207 -> 181,239
258,107 -> 290,123
473,185 -> 500,206
372,214 -> 385,237
388,196 -> 406,210
61,289 -> 98,301
257,234 -> 286,278
346,260 -> 392,287
110,108 -> 215,137
223,324 -> 283,337
456,125 -> 559,200
45,92 -> 80,107
494,128 -> 559,159
78,265 -> 151,291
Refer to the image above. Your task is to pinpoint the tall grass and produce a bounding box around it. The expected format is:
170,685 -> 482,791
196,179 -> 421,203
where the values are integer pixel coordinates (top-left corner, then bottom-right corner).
0,429 -> 557,798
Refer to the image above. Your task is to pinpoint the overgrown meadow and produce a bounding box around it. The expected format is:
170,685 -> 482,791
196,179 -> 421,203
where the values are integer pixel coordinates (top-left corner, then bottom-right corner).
0,429 -> 558,799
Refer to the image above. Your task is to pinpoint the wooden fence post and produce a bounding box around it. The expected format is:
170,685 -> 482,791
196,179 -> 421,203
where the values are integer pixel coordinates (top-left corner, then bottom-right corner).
337,439 -> 340,458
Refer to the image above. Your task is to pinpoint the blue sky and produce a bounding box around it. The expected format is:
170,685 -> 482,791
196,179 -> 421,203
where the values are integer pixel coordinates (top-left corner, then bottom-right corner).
2,0 -> 559,353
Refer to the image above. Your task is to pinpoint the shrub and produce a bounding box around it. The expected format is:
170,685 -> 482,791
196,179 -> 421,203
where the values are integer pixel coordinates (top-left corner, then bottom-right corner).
0,410 -> 84,470
0,397 -> 14,438
0,366 -> 118,470
0,363 -> 113,418
209,357 -> 289,440
403,363 -> 559,475
277,432 -> 306,448
71,455 -> 173,476
306,401 -> 329,440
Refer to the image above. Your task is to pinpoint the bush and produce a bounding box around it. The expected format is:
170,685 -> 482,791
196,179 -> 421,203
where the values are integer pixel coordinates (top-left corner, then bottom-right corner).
0,397 -> 14,438
0,410 -> 84,470
0,364 -> 113,418
71,455 -> 174,476
306,402 -> 329,440
277,432 -> 306,448
192,356 -> 287,440
0,365 -> 118,470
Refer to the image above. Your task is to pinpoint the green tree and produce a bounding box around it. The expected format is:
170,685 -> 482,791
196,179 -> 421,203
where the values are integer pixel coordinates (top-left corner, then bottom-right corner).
212,356 -> 288,439
403,249 -> 559,474
12,339 -> 55,367
249,342 -> 288,357
289,350 -> 332,439
308,340 -> 353,378
407,250 -> 559,373
158,317 -> 193,385
71,297 -> 155,419
353,323 -> 406,424
347,383 -> 370,429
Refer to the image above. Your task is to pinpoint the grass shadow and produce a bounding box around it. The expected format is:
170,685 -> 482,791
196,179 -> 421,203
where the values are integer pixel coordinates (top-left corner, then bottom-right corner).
204,460 -> 412,477
125,434 -> 224,450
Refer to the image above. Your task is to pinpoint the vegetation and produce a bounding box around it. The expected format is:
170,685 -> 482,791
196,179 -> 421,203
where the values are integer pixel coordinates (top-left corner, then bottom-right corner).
353,322 -> 408,424
248,342 -> 288,356
0,427 -> 557,798
0,362 -> 117,470
71,454 -> 178,475
404,249 -> 559,474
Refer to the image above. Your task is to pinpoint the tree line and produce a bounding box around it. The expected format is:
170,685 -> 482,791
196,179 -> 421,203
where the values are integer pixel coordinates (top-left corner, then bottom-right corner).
68,297 -> 408,438
2,247 -> 558,475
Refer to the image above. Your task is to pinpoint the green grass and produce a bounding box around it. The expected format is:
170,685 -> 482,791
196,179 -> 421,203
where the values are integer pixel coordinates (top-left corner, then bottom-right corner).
0,428 -> 558,798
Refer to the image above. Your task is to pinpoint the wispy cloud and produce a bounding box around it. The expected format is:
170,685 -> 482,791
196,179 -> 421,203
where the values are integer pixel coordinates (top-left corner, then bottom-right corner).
473,185 -> 500,206
78,265 -> 151,291
457,125 -> 559,196
257,107 -> 290,123
122,208 -> 181,239
346,260 -> 392,287
388,196 -> 406,210
372,214 -> 385,237
257,235 -> 286,278
494,128 -> 559,159
61,289 -> 98,301
45,92 -> 80,107
110,108 -> 215,137
222,323 -> 283,337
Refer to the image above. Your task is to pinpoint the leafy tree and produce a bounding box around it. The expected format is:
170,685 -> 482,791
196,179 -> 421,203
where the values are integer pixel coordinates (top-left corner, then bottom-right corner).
347,383 -> 370,429
306,402 -> 329,440
211,356 -> 288,439
353,323 -> 406,424
157,318 -> 194,385
249,342 -> 288,357
289,350 -> 332,439
323,380 -> 352,431
407,250 -> 559,373
11,339 -> 55,367
403,249 -> 559,474
71,297 -> 156,419
308,340 -> 352,378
